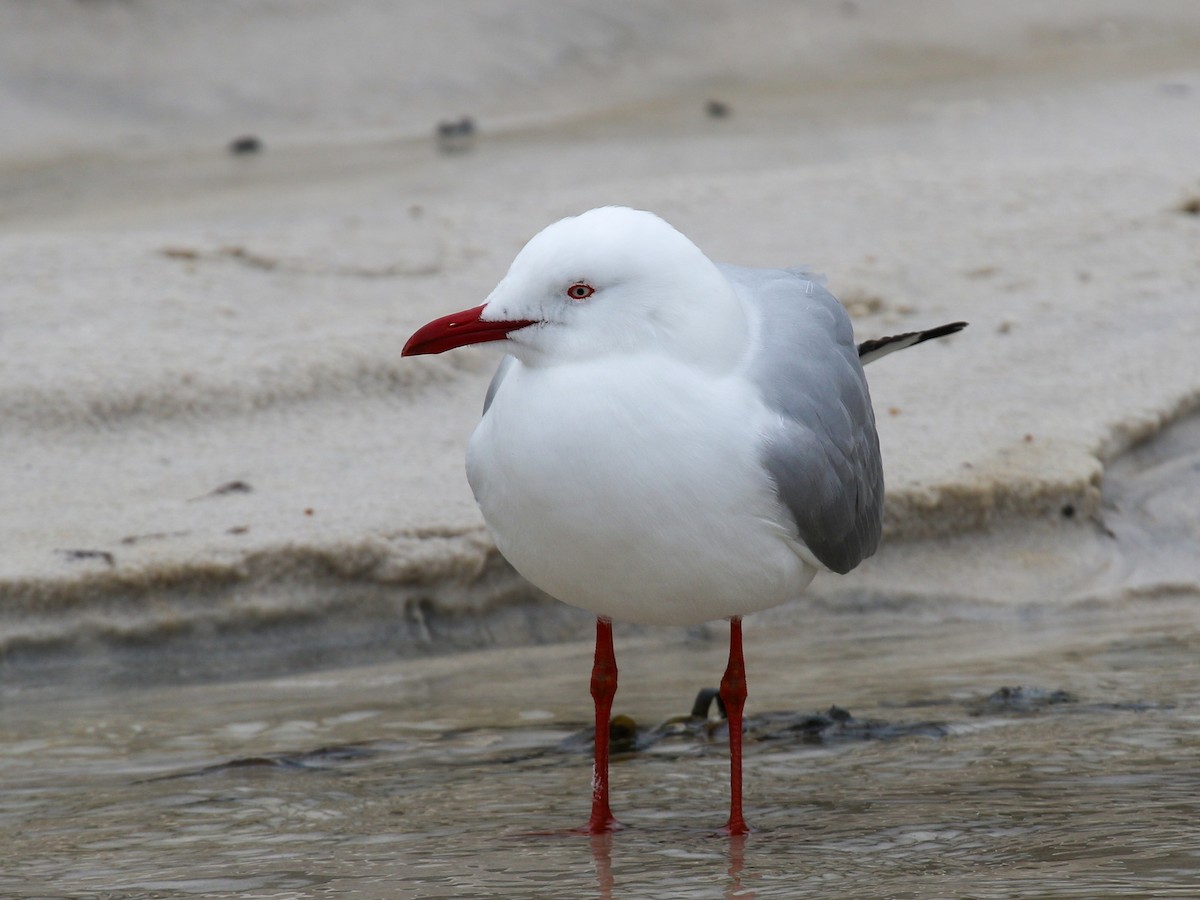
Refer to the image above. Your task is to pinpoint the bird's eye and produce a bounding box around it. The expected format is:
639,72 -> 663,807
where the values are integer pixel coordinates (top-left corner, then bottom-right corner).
566,282 -> 595,301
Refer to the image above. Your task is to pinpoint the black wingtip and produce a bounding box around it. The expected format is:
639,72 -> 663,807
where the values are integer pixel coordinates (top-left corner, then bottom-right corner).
857,321 -> 968,362
917,321 -> 968,342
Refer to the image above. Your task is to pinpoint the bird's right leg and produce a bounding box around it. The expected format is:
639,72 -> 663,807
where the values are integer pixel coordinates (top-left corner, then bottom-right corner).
580,616 -> 622,833
720,616 -> 751,836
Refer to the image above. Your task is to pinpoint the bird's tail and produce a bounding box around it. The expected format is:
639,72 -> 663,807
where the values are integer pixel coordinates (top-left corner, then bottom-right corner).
857,322 -> 967,365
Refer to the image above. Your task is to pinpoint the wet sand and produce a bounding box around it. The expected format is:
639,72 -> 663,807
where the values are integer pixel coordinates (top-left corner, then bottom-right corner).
2,2 -> 1200,896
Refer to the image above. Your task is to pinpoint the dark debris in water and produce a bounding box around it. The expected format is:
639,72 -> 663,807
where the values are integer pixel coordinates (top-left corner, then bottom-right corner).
754,706 -> 950,745
547,681 -> 1139,761
970,685 -> 1076,715
144,743 -> 379,782
142,683 -> 1166,782
690,686 -> 724,719
555,689 -> 950,758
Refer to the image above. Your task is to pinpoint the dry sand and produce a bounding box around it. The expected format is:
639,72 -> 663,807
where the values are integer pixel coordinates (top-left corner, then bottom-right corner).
2,1 -> 1199,666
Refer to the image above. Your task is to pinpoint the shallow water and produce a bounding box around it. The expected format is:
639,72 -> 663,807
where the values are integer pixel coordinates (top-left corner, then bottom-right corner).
3,597 -> 1199,899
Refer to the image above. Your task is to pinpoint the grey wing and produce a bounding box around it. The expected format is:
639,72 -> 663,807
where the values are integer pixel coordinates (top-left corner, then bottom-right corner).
720,264 -> 883,574
482,354 -> 516,415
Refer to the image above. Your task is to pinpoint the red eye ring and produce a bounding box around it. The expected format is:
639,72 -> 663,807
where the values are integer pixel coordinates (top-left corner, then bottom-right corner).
566,282 -> 595,301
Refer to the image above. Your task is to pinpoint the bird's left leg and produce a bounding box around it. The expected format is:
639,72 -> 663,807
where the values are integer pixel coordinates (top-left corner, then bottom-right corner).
720,616 -> 751,835
579,616 -> 621,833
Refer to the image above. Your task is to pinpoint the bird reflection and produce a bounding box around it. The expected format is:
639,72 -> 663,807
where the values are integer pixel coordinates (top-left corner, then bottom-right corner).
586,829 -> 756,899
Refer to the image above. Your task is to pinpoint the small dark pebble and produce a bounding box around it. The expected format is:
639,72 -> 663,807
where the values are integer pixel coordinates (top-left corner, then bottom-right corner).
1180,197 -> 1200,216
1061,503 -> 1076,518
436,116 -> 476,153
206,480 -> 253,497
56,548 -> 115,566
437,116 -> 475,137
228,135 -> 263,155
120,530 -> 190,545
705,99 -> 731,119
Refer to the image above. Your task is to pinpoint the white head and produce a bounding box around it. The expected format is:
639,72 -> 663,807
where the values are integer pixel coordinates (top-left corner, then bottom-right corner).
403,207 -> 747,371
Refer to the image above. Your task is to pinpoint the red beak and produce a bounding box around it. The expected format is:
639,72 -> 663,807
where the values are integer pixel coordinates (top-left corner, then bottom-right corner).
402,304 -> 538,356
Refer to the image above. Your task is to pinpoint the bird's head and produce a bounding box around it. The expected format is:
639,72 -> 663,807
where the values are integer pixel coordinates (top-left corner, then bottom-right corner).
402,207 -> 746,370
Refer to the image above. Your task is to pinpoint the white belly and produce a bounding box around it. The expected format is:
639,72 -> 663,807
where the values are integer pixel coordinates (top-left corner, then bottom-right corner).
466,357 -> 816,625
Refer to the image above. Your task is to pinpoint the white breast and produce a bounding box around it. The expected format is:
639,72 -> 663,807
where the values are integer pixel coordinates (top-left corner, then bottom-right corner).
466,356 -> 817,625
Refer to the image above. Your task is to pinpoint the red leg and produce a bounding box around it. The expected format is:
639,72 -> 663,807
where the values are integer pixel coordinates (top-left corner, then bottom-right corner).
720,616 -> 751,835
580,616 -> 621,833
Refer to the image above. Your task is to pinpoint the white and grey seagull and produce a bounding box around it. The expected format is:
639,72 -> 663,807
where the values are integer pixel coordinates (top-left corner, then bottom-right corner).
403,206 -> 965,835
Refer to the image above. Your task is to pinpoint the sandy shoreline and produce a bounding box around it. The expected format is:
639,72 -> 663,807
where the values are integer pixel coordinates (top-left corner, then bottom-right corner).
2,1 -> 1199,673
